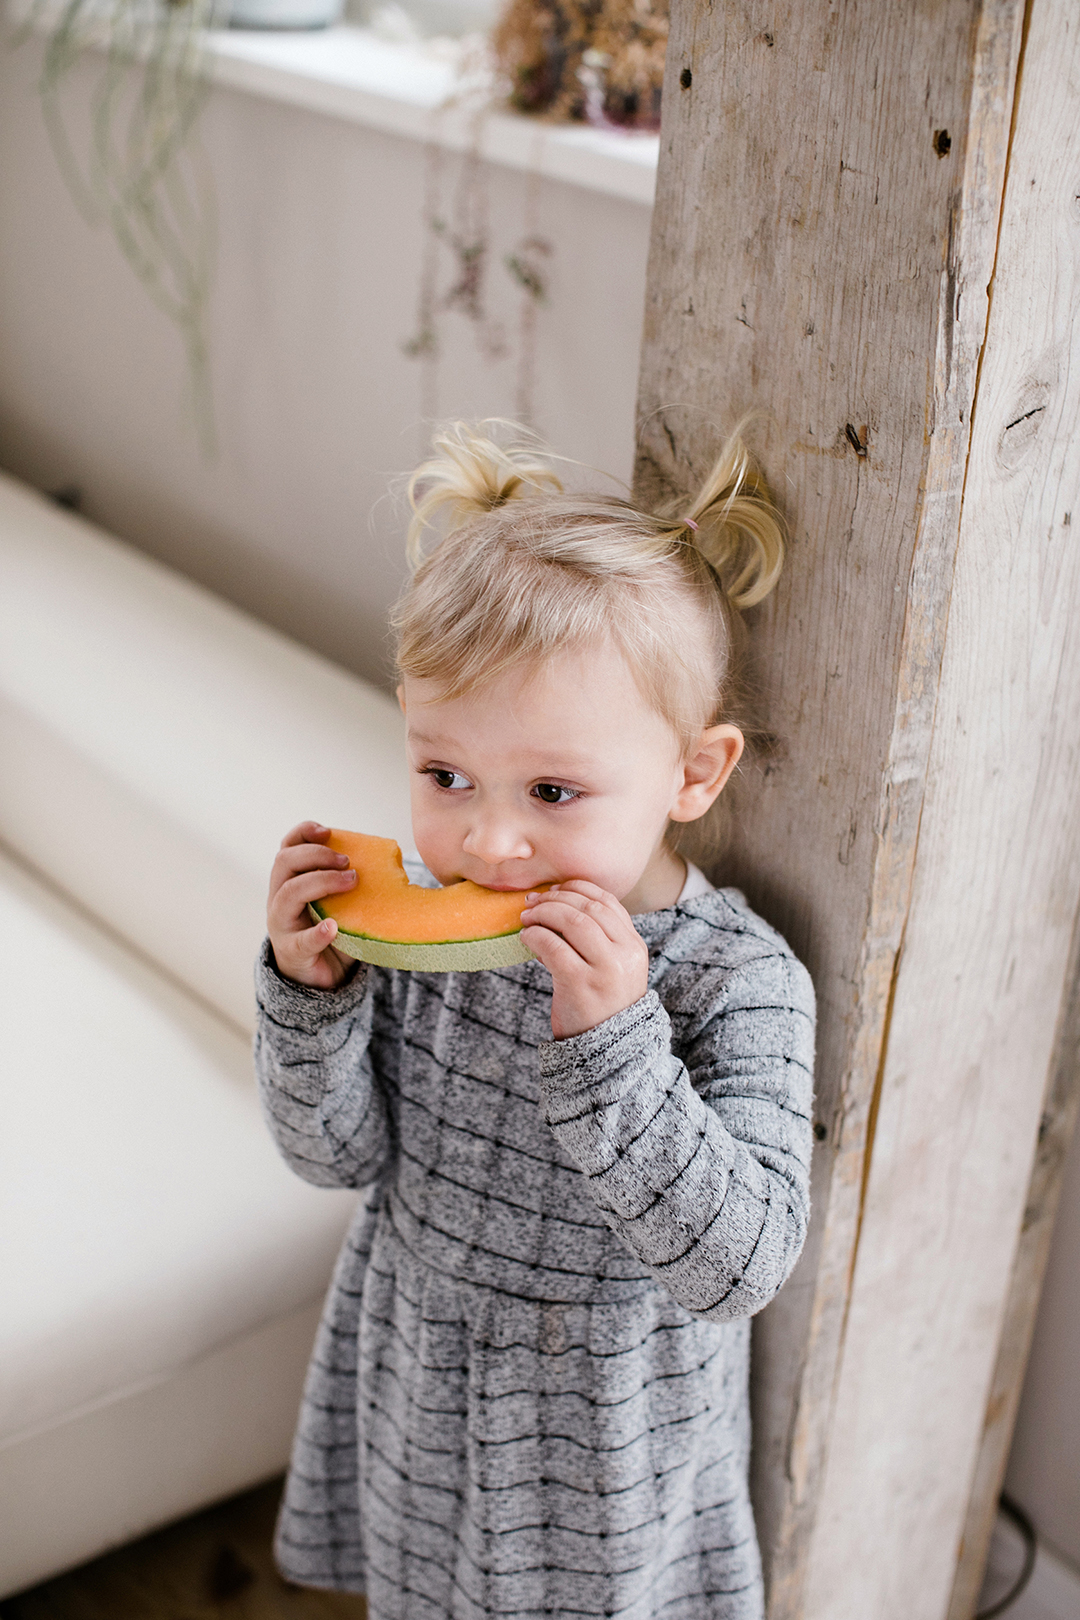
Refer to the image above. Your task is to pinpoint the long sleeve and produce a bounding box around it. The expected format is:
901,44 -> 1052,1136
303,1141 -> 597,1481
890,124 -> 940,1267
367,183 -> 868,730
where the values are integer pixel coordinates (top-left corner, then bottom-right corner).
538,948 -> 814,1321
254,939 -> 396,1190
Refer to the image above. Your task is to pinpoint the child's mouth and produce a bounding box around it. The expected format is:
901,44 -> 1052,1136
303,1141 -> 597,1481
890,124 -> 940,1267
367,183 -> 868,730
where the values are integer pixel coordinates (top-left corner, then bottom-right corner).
462,873 -> 558,893
476,879 -> 545,892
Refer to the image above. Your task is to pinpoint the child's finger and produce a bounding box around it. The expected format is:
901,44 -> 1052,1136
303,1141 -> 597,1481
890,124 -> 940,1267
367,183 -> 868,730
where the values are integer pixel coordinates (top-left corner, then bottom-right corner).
276,917 -> 348,986
276,840 -> 348,870
279,820 -> 333,850
296,913 -> 339,957
521,890 -> 625,947
521,921 -> 594,975
520,898 -> 614,961
529,881 -> 631,934
271,841 -> 351,888
269,846 -> 352,912
544,878 -> 617,905
271,865 -> 357,929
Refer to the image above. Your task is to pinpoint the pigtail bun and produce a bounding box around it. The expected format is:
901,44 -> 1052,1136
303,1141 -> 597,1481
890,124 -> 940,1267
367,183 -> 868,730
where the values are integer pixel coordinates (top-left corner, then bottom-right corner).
407,420 -> 564,565
680,428 -> 785,610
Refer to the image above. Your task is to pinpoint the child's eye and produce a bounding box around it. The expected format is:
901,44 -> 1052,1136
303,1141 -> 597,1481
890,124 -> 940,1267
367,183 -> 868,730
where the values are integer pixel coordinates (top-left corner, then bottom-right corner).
424,768 -> 472,791
532,782 -> 581,805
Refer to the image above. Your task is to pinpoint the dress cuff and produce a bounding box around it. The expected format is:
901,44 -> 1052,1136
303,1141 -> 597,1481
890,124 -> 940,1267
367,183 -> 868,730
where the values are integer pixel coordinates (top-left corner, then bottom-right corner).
538,989 -> 668,1093
254,937 -> 370,1035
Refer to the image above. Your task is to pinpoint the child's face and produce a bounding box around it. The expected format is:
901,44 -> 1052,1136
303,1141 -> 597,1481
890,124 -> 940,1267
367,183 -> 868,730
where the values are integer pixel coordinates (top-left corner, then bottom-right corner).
400,642 -> 740,913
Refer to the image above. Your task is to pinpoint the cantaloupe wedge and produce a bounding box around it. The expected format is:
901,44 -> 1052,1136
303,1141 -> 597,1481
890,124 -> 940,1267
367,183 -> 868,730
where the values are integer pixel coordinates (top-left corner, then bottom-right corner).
308,829 -> 540,971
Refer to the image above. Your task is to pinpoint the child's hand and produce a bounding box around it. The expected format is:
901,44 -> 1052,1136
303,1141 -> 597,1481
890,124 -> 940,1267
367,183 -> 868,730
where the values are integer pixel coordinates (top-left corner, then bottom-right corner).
520,880 -> 649,1040
267,821 -> 358,990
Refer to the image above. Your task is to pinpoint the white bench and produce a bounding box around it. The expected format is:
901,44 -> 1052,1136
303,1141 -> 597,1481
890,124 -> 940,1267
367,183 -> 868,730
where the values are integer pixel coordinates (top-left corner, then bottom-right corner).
0,473 -> 412,1597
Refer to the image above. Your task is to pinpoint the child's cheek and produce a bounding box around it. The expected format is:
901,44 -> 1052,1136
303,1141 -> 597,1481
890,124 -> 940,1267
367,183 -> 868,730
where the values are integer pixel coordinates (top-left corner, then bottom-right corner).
409,802 -> 451,883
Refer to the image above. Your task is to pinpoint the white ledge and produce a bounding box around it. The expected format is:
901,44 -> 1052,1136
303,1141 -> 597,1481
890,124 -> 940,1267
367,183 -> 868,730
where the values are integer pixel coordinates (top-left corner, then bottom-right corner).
205,25 -> 658,204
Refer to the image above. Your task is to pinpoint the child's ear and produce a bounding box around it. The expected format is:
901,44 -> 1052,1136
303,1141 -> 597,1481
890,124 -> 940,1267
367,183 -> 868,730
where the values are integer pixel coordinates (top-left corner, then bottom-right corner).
396,684 -> 406,714
668,725 -> 744,823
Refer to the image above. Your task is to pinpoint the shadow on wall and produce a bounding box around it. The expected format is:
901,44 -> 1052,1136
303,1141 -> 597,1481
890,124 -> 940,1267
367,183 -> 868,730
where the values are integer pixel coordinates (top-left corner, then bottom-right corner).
1006,1110 -> 1080,1577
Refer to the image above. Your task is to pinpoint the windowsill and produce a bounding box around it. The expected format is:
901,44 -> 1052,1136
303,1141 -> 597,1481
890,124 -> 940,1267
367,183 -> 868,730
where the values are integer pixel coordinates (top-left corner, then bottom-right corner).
204,24 -> 659,204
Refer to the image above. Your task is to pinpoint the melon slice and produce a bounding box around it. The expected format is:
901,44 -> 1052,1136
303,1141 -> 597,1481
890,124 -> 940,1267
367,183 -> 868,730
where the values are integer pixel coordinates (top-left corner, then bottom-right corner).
309,829 -> 540,971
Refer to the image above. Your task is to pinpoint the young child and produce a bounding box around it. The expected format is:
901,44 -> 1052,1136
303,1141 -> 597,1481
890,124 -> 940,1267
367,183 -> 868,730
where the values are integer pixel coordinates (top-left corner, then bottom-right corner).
255,423 -> 815,1620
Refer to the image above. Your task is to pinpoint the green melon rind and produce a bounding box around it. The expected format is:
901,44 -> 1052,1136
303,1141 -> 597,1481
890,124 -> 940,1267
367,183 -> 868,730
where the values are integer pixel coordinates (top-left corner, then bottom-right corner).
308,902 -> 534,971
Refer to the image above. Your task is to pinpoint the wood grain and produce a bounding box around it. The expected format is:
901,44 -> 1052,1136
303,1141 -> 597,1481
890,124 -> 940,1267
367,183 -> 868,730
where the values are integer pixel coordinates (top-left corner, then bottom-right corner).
803,0 -> 1080,1612
635,1 -> 1024,1611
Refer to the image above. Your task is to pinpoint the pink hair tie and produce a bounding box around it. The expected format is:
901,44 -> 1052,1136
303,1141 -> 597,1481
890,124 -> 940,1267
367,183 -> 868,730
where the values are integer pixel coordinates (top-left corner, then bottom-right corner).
684,518 -> 699,532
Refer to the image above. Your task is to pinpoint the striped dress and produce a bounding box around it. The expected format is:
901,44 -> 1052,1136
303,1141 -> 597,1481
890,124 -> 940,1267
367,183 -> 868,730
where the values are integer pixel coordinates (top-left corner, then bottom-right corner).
254,880 -> 814,1620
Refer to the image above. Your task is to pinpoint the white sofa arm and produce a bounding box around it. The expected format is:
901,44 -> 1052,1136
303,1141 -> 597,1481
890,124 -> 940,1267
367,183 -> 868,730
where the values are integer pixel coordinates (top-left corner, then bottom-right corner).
0,473 -> 412,1032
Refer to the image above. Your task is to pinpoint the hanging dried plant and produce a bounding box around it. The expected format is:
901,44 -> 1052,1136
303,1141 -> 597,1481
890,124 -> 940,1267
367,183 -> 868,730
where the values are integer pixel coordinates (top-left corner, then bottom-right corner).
402,124 -> 552,432
490,0 -> 667,130
16,0 -> 220,450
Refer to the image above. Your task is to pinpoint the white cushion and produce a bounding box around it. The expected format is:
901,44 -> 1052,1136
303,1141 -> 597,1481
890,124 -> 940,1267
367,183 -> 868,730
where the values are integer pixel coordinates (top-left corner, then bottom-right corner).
0,472 -> 413,1033
1,1300 -> 325,1600
0,849 -> 357,1595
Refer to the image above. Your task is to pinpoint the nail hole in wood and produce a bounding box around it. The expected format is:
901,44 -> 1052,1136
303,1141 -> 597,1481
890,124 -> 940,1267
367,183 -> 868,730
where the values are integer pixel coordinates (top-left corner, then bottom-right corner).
680,67 -> 692,88
814,1122 -> 828,1142
933,129 -> 951,158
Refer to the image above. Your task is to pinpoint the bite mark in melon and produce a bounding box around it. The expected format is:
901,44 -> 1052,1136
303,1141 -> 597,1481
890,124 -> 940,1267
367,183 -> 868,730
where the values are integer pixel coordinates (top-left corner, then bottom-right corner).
309,829 -> 541,971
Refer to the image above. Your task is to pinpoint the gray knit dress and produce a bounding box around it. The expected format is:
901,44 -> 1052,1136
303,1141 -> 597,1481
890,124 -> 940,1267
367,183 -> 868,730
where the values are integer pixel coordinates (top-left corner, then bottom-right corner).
254,882 -> 814,1620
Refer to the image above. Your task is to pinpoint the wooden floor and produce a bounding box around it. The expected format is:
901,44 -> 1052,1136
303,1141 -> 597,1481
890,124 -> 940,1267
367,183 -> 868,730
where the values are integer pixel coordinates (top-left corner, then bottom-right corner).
0,1480 -> 366,1620
6,1483 -> 1077,1620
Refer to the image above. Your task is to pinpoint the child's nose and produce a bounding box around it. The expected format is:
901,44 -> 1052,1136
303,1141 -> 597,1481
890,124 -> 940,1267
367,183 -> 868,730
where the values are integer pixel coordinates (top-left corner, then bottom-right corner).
462,813 -> 532,865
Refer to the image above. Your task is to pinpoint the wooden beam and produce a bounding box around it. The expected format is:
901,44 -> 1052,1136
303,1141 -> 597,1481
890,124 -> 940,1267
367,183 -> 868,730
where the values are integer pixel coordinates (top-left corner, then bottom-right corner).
807,2 -> 1080,1612
635,0 -> 1080,1613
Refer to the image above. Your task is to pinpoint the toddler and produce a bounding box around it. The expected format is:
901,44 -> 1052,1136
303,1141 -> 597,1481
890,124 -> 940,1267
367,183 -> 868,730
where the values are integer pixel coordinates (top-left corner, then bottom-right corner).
256,423 -> 815,1620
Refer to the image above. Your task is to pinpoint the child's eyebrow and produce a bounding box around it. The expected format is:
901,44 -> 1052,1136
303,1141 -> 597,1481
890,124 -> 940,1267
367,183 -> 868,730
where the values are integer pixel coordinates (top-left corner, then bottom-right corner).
407,730 -> 596,772
406,730 -> 465,751
523,755 -> 596,771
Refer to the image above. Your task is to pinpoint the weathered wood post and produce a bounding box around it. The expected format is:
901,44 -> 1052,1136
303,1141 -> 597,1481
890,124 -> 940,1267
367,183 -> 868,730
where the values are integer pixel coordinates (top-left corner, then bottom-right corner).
634,2 -> 1080,1616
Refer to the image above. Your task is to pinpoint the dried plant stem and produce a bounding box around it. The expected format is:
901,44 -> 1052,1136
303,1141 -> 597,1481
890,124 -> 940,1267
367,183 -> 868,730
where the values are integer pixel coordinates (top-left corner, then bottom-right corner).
24,0 -> 219,453
509,150 -> 548,427
403,109 -> 552,439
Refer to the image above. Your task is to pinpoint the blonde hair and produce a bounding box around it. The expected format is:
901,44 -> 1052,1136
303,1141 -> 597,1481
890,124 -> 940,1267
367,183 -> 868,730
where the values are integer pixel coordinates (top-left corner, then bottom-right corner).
392,420 -> 785,852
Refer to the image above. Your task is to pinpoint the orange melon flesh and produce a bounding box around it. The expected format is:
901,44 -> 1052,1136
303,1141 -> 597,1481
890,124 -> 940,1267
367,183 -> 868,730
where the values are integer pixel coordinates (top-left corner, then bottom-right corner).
309,829 -> 539,972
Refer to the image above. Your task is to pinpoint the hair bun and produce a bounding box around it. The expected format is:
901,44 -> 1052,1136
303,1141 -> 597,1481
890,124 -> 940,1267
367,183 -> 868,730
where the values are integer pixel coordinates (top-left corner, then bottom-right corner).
679,425 -> 785,609
407,421 -> 563,563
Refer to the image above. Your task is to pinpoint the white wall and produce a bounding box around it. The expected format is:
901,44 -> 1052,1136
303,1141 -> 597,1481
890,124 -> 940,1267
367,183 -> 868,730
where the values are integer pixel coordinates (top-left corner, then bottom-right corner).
0,37 -> 650,693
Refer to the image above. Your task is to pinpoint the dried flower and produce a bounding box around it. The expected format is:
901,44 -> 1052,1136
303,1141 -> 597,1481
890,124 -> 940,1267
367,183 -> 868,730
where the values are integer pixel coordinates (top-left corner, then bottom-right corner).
491,0 -> 667,129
